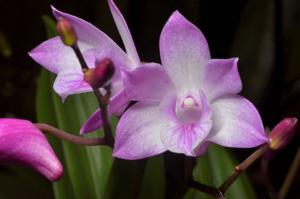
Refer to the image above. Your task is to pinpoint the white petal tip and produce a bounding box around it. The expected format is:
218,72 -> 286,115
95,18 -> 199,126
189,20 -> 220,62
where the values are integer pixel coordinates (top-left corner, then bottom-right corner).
79,127 -> 89,135
48,163 -> 64,181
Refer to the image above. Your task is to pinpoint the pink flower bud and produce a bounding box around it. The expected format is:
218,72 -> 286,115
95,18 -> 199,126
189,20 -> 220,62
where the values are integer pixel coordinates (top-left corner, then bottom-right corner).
0,119 -> 63,181
84,58 -> 115,88
268,117 -> 298,150
56,17 -> 77,46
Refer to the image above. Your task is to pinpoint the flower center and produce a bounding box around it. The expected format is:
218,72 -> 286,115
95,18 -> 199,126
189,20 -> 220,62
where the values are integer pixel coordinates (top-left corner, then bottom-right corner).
176,95 -> 202,124
182,96 -> 195,108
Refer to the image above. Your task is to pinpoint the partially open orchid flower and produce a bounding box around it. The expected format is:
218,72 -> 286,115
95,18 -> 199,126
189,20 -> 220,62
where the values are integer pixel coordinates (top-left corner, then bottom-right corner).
29,0 -> 149,134
0,119 -> 63,181
113,11 -> 268,160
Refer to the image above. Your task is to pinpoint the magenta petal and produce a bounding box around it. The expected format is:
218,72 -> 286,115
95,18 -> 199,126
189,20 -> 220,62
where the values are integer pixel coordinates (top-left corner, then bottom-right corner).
160,11 -> 210,94
124,63 -> 174,102
108,0 -> 140,67
53,69 -> 92,101
80,89 -> 128,134
207,95 -> 267,148
113,103 -> 168,160
0,119 -> 63,181
201,58 -> 242,101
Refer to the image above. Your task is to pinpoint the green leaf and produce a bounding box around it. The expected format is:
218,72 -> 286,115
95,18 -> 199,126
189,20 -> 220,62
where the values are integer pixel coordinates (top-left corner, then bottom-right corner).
36,69 -> 77,199
184,145 -> 256,199
103,158 -> 147,199
139,156 -> 165,199
37,16 -> 113,199
184,153 -> 214,199
36,70 -> 114,199
37,16 -> 76,199
207,145 -> 256,199
42,15 -> 57,38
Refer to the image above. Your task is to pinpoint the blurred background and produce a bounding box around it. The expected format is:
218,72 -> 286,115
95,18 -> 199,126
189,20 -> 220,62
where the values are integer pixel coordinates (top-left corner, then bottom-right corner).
0,0 -> 300,198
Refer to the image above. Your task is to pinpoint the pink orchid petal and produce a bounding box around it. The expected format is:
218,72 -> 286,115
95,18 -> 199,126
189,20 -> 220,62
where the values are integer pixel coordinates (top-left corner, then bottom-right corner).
29,6 -> 131,75
29,37 -> 80,74
52,5 -> 132,72
207,95 -> 267,148
124,63 -> 174,102
201,58 -> 242,101
194,142 -> 209,156
160,11 -> 210,94
113,103 -> 168,160
0,119 -> 63,181
80,89 -> 128,134
53,69 -> 92,101
160,94 -> 212,156
52,6 -> 128,59
51,6 -> 133,74
108,0 -> 140,67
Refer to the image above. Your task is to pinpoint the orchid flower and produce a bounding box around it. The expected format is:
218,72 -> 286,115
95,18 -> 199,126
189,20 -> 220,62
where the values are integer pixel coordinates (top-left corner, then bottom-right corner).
29,0 -> 146,134
0,119 -> 63,181
113,11 -> 268,160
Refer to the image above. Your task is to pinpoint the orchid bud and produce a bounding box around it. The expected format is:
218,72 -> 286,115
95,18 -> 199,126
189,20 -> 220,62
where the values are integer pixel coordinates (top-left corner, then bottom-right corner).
0,119 -> 63,181
84,58 -> 115,88
268,117 -> 298,150
56,17 -> 77,46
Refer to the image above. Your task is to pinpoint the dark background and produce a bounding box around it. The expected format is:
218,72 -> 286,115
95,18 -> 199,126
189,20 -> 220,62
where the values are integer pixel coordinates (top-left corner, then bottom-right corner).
0,0 -> 300,198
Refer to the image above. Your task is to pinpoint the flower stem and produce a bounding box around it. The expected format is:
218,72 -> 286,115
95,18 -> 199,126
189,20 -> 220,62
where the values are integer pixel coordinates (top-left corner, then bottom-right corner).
35,123 -> 110,146
279,147 -> 300,199
71,44 -> 89,71
218,144 -> 269,194
93,86 -> 114,147
188,180 -> 224,199
184,156 -> 224,199
70,43 -> 114,147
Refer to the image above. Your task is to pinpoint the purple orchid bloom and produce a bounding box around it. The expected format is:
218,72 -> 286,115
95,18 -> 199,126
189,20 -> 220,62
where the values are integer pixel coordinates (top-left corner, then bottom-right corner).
29,0 -> 145,134
113,11 -> 268,160
0,119 -> 63,181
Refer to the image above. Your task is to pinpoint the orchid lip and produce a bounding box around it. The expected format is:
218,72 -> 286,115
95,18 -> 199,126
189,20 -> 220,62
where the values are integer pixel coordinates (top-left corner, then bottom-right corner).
176,94 -> 202,124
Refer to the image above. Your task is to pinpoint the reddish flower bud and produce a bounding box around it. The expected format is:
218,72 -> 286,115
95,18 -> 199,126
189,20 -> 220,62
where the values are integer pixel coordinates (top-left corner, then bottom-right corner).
84,58 -> 115,88
268,117 -> 298,150
56,17 -> 77,46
